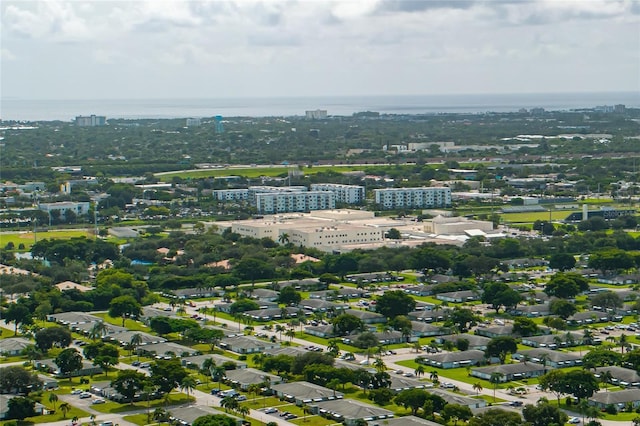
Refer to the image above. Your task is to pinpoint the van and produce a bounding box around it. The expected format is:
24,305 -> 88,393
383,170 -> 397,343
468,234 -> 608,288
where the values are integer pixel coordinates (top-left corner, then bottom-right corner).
220,390 -> 239,398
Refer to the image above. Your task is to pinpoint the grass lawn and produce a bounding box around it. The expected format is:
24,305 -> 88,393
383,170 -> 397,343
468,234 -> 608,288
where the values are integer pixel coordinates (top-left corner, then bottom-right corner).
90,392 -> 195,414
0,400 -> 90,425
294,332 -> 360,354
501,211 -> 579,224
156,165 -> 372,181
290,415 -> 337,426
92,313 -> 152,332
0,229 -> 92,252
241,396 -> 284,410
123,413 -> 158,425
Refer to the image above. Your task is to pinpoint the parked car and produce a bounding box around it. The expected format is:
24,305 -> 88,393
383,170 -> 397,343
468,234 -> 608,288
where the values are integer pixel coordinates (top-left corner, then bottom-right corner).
236,395 -> 247,401
508,401 -> 523,407
264,408 -> 278,414
568,417 -> 580,424
284,414 -> 297,420
79,392 -> 92,399
71,389 -> 83,395
132,361 -> 141,366
92,399 -> 106,404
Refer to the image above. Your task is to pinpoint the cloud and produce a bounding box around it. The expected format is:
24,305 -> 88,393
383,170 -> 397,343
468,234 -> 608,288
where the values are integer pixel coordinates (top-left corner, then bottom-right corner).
1,48 -> 17,60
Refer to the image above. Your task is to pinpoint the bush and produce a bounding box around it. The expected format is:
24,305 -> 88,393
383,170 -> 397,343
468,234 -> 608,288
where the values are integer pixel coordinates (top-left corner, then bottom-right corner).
605,404 -> 617,414
238,355 -> 247,361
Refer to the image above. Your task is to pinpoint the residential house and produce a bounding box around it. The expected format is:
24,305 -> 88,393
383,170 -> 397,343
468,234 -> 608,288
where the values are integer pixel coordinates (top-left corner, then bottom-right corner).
436,334 -> 491,351
48,312 -> 101,325
311,399 -> 394,426
264,346 -> 309,357
218,336 -> 279,354
182,354 -> 247,370
368,415 -> 441,426
170,406 -> 243,426
299,299 -> 348,313
36,359 -> 102,378
251,288 -> 279,302
568,310 -> 610,325
272,381 -> 343,405
521,332 -> 582,349
106,331 -> 166,346
343,331 -> 416,346
512,348 -> 581,368
408,310 -> 449,323
243,307 -> 301,322
0,337 -> 32,356
224,368 -> 281,390
475,325 -> 514,338
174,287 -> 220,299
410,321 -> 450,338
589,388 -> 640,410
508,304 -> 550,318
429,389 -> 487,409
136,342 -> 199,358
417,350 -> 486,369
595,366 -> 640,388
305,325 -> 336,338
404,285 -> 436,297
436,290 -> 480,303
343,309 -> 386,324
470,363 -> 547,382
387,376 -> 430,393
0,395 -> 46,420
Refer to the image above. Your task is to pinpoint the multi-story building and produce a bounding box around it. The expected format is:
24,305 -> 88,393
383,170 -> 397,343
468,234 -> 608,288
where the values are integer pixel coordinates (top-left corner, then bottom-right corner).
38,201 -> 91,220
305,109 -> 328,119
311,184 -> 365,205
285,224 -> 383,249
75,115 -> 106,126
374,187 -> 451,210
255,191 -> 335,214
212,189 -> 249,202
186,118 -> 201,127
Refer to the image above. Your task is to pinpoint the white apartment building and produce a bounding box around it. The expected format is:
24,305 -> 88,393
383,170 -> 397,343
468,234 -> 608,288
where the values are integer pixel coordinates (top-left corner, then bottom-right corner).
38,201 -> 91,219
305,109 -> 328,119
75,115 -> 106,126
310,184 -> 365,204
255,191 -> 335,214
374,187 -> 451,210
212,189 -> 249,202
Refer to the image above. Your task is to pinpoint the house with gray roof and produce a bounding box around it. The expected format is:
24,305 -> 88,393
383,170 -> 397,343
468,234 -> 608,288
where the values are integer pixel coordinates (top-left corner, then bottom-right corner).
508,304 -> 550,318
48,312 -> 101,325
410,321 -> 450,338
343,309 -> 386,324
305,324 -> 336,338
0,395 -> 46,420
264,346 -> 308,357
136,342 -> 199,358
475,325 -> 514,338
512,348 -> 581,368
568,310 -> 609,325
417,350 -> 486,369
218,336 -> 279,354
312,399 -> 394,426
72,321 -> 127,336
521,332 -> 582,349
299,299 -> 348,313
429,388 -> 487,409
36,359 -> 102,378
436,334 -> 491,350
174,287 -> 221,299
436,290 -> 480,303
343,331 -> 415,346
106,331 -> 166,346
251,288 -> 279,302
0,337 -> 32,356
589,388 -> 640,410
368,415 -> 440,426
595,366 -> 640,388
408,310 -> 448,323
404,285 -> 436,297
470,362 -> 547,382
387,376 -> 430,393
224,368 -> 281,390
182,354 -> 247,370
272,381 -> 343,405
243,307 -> 300,322
170,405 -> 242,426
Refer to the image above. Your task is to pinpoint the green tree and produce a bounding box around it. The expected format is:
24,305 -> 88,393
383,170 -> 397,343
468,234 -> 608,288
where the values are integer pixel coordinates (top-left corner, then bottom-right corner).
278,286 -> 302,305
544,272 -> 589,298
48,392 -> 59,410
468,408 -> 524,426
549,253 -> 576,271
369,388 -> 394,406
0,366 -> 42,394
489,372 -> 504,401
332,314 -> 365,336
109,295 -> 142,326
93,343 -> 120,376
394,388 -> 429,415
192,414 -> 237,426
591,291 -> 623,311
7,396 -> 36,421
486,336 -> 518,364
55,348 -> 83,379
447,308 -> 478,332
59,401 -> 71,419
375,290 -> 416,318
481,282 -> 521,314
561,369 -> 599,401
549,299 -> 577,320
150,358 -> 189,394
180,375 -> 197,398
442,404 -> 473,426
512,317 -> 539,337
111,370 -> 148,404
3,302 -> 33,336
538,370 -> 567,406
522,401 -> 568,426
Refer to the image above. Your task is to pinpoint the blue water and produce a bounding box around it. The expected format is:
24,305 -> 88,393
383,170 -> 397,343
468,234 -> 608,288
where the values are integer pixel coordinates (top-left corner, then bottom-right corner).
1,92 -> 638,121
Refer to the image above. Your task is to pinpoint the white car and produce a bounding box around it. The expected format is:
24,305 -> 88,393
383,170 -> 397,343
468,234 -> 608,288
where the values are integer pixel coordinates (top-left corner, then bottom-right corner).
568,417 -> 580,424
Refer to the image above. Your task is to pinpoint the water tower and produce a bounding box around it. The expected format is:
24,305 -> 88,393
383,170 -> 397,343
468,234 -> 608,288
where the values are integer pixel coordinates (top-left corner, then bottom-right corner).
215,115 -> 224,134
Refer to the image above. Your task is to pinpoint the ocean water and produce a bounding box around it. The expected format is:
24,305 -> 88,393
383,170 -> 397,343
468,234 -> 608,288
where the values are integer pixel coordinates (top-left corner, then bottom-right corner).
1,92 -> 638,121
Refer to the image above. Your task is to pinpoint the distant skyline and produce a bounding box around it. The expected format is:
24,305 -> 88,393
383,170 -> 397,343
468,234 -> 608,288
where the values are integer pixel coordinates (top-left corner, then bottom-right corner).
2,0 -> 639,101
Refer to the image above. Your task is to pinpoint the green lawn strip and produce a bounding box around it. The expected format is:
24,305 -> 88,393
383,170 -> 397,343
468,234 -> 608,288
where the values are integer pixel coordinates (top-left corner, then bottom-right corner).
156,165 -> 371,181
92,313 -> 151,332
339,386 -> 405,414
123,413 -> 158,426
0,229 -> 92,252
90,392 -> 195,414
294,332 -> 360,353
289,414 -> 337,426
196,381 -> 233,393
557,402 -> 638,422
472,394 -> 507,404
240,396 -> 284,410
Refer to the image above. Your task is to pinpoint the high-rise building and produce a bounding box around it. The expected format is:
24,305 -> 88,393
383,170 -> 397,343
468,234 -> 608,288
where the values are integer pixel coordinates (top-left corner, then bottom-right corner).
75,115 -> 106,126
186,118 -> 201,127
305,110 -> 328,119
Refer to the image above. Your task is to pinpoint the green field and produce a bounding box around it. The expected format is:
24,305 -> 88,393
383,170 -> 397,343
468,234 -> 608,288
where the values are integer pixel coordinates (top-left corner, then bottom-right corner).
0,229 -> 93,252
500,211 -> 579,223
156,164 -> 372,181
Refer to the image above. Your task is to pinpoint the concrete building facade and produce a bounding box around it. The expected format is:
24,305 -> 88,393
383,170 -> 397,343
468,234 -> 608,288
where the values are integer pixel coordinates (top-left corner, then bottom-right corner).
310,184 -> 365,204
374,187 -> 451,210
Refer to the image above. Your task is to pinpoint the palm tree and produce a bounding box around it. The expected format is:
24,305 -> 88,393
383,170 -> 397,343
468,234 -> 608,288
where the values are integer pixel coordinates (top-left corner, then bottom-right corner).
221,395 -> 239,412
473,382 -> 483,396
412,341 -> 421,353
238,406 -> 250,418
261,376 -> 272,408
490,372 -> 504,402
59,402 -> 71,419
429,370 -> 439,385
373,358 -> 386,373
247,383 -> 261,403
275,324 -> 286,341
130,333 -> 143,360
89,321 -> 108,341
22,344 -> 42,366
600,370 -> 614,392
539,353 -> 550,374
210,365 -> 226,391
48,392 -> 58,410
302,404 -> 312,423
414,365 -> 425,378
180,376 -> 197,398
620,333 -> 629,354
278,233 -> 290,245
327,339 -> 340,357
285,328 -> 296,342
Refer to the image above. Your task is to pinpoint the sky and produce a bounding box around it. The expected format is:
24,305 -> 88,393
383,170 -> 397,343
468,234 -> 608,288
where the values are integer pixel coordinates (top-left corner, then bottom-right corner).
1,0 -> 639,100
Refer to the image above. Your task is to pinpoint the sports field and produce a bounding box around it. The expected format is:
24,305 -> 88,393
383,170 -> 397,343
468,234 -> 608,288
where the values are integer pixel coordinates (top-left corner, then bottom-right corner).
156,164 -> 372,180
0,229 -> 92,252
